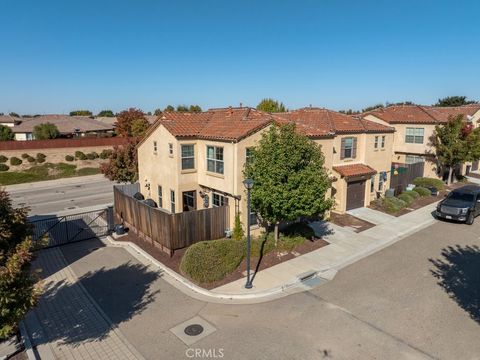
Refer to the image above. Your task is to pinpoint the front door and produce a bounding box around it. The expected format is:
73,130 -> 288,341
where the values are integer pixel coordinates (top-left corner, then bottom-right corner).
182,191 -> 196,212
346,180 -> 366,211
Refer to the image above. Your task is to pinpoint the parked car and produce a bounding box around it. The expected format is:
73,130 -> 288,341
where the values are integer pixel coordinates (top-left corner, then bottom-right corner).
435,185 -> 480,225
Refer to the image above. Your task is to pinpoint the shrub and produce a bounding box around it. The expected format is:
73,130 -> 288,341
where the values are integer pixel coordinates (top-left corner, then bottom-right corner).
180,239 -> 244,283
398,193 -> 414,205
232,213 -> 244,241
382,197 -> 407,213
36,153 -> 46,163
65,155 -> 75,162
86,152 -> 99,160
413,186 -> 431,197
413,177 -> 445,191
26,156 -> 36,163
0,155 -> 7,163
0,164 -> 9,171
403,190 -> 419,199
21,153 -> 29,159
75,151 -> 86,160
282,222 -> 315,239
100,149 -> 113,159
10,157 -> 22,166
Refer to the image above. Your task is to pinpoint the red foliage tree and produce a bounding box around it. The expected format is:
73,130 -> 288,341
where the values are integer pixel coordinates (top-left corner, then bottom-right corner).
100,138 -> 140,183
114,108 -> 149,137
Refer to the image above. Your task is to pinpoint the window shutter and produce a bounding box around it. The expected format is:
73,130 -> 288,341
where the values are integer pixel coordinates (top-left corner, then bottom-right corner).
340,139 -> 346,159
352,137 -> 357,158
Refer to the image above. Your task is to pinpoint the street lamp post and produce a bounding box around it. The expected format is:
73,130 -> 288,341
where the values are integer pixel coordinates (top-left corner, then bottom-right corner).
243,178 -> 254,289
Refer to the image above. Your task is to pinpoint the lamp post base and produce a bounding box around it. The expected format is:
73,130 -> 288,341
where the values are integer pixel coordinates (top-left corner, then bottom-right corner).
245,281 -> 253,289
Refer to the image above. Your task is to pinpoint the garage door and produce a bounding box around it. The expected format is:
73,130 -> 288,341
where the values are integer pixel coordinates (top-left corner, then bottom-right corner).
346,180 -> 366,210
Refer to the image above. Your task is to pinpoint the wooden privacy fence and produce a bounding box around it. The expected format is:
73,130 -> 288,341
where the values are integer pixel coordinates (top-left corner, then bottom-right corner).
114,184 -> 230,255
390,162 -> 425,195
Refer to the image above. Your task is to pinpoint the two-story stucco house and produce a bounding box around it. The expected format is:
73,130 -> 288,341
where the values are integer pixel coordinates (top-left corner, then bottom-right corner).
276,108 -> 395,212
363,105 -> 480,178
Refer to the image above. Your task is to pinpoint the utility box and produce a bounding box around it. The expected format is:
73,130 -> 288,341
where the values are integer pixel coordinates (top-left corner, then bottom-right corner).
385,188 -> 395,198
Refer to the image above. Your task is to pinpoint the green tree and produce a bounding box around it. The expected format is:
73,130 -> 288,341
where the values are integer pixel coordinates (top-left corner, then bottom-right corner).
176,105 -> 189,112
256,98 -> 286,113
154,108 -> 163,116
100,138 -> 139,183
0,189 -> 39,338
69,110 -> 93,116
434,96 -> 477,107
232,213 -> 244,241
33,123 -> 60,140
114,108 -> 149,137
97,110 -> 115,117
8,112 -> 20,118
362,104 -> 384,112
0,125 -> 14,141
189,105 -> 202,113
164,105 -> 175,112
431,115 -> 480,184
244,124 -> 333,243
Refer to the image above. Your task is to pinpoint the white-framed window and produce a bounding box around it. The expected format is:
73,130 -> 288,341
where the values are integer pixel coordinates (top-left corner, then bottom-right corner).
374,136 -> 379,149
405,128 -> 424,144
153,141 -> 157,154
212,193 -> 228,207
381,135 -> 386,148
168,143 -> 174,156
341,137 -> 357,159
158,185 -> 163,208
370,175 -> 375,193
378,177 -> 384,192
405,155 -> 425,164
170,190 -> 175,213
207,146 -> 224,174
181,144 -> 195,170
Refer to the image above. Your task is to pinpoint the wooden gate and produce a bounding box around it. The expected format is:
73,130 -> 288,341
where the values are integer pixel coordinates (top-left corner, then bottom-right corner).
390,162 -> 425,195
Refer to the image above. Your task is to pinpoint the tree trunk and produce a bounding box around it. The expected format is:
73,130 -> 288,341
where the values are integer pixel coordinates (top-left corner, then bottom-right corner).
447,166 -> 453,185
274,223 -> 279,247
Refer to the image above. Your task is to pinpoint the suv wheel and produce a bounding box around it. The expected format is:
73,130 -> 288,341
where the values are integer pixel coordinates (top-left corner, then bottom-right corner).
466,212 -> 475,225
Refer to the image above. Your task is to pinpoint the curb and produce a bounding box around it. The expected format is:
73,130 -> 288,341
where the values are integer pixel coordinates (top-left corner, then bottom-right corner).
103,236 -> 310,304
19,321 -> 38,360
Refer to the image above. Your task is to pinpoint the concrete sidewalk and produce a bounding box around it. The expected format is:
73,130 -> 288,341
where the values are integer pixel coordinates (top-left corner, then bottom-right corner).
109,201 -> 439,303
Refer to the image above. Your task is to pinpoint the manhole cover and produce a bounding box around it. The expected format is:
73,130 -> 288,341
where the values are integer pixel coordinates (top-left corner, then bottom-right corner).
184,324 -> 204,336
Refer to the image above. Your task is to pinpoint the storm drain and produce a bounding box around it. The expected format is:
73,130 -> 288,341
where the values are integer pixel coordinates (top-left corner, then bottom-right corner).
170,316 -> 216,346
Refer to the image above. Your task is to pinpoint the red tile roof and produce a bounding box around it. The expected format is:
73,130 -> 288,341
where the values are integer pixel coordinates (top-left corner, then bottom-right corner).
143,107 -> 283,143
364,105 -> 480,124
333,163 -> 377,178
277,108 -> 395,136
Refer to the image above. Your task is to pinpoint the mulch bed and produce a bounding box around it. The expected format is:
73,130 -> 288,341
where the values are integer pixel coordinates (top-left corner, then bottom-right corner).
369,181 -> 471,217
329,212 -> 375,232
115,230 -> 328,290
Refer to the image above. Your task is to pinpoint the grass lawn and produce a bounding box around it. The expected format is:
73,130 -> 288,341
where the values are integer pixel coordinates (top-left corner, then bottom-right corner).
0,163 -> 101,185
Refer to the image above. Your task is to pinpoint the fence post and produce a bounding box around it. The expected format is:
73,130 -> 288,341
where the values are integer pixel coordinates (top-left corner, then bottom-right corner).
106,206 -> 114,233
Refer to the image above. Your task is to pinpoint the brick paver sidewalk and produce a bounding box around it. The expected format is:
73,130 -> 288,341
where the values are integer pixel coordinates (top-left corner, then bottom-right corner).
24,247 -> 145,360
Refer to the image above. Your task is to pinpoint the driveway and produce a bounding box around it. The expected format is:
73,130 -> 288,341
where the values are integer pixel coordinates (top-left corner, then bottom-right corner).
26,218 -> 480,359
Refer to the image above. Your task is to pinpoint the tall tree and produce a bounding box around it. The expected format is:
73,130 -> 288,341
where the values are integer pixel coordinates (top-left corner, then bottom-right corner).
33,123 -> 60,139
244,124 -> 333,243
114,108 -> 149,137
189,105 -> 202,113
176,105 -> 189,112
100,138 -> 139,183
153,108 -> 163,116
164,105 -> 175,112
435,96 -> 477,107
0,189 -> 39,338
97,110 -> 115,117
256,98 -> 286,113
69,110 -> 93,116
431,115 -> 480,184
8,112 -> 19,118
0,125 -> 14,141
362,104 -> 384,112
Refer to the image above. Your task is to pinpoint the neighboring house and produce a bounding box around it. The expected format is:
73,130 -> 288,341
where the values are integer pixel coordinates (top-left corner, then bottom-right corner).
0,115 -> 21,127
11,115 -> 114,140
362,105 -> 480,178
276,108 -> 395,212
137,107 -> 281,232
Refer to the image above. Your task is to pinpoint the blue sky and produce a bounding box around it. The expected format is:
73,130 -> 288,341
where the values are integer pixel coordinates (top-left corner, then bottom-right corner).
1,0 -> 479,114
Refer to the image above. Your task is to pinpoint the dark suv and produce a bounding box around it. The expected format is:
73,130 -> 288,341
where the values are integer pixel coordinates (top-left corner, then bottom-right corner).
435,185 -> 480,225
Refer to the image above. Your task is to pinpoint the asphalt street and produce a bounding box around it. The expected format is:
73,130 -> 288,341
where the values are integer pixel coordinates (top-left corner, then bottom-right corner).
57,217 -> 480,360
6,175 -> 115,215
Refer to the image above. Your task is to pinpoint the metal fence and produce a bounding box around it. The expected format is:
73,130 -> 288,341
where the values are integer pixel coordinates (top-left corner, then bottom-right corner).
390,162 -> 425,195
29,208 -> 111,249
114,184 -> 230,255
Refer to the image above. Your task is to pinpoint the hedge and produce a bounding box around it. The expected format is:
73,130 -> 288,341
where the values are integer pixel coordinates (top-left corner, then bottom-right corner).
100,149 -> 112,159
75,151 -> 87,160
26,156 -> 36,163
0,164 -> 9,171
398,193 -> 414,205
36,153 -> 46,163
21,153 -> 29,159
403,190 -> 419,199
0,155 -> 7,163
382,197 -> 407,213
413,177 -> 445,191
10,157 -> 22,166
413,186 -> 431,197
65,155 -> 75,162
86,152 -> 99,160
